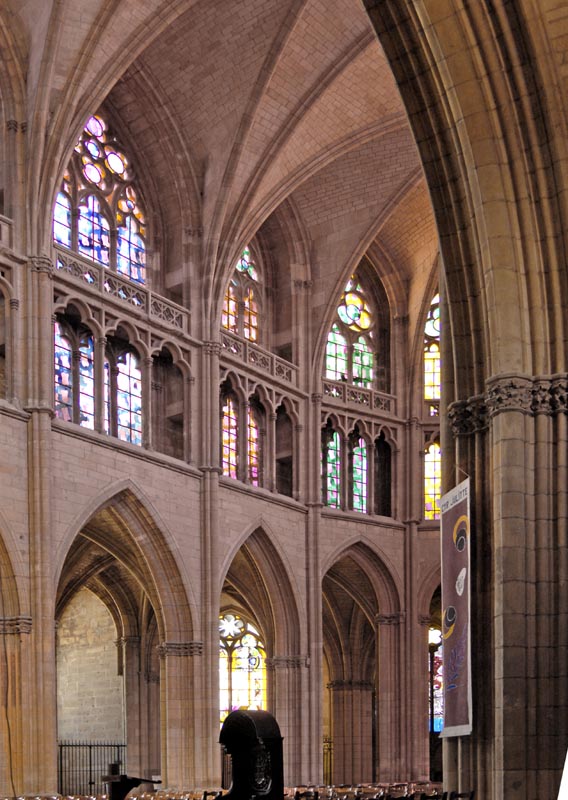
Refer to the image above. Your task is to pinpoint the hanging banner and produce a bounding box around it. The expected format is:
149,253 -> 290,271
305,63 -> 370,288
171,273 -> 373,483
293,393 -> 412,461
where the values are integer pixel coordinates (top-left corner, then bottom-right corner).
440,478 -> 472,737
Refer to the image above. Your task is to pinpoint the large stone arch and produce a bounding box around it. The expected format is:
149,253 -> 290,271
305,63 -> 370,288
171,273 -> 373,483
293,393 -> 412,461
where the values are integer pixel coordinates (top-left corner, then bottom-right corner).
56,482 -> 197,788
322,540 -> 405,784
364,2 -> 568,797
221,523 -> 305,782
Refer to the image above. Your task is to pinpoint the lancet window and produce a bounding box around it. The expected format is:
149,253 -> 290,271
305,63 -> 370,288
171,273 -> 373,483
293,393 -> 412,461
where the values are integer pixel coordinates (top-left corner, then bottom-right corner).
424,293 -> 441,416
247,397 -> 265,487
322,420 -> 341,509
219,612 -> 266,724
222,247 -> 261,342
424,438 -> 441,520
54,316 -> 95,429
325,275 -> 374,387
53,113 -> 147,284
221,384 -> 239,479
104,338 -> 142,446
349,427 -> 368,513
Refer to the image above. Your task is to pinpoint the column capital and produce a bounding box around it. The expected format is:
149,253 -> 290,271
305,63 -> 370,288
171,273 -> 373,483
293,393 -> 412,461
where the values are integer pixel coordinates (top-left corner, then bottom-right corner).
0,615 -> 32,634
375,611 -> 405,626
266,654 -> 309,670
29,255 -> 53,275
157,640 -> 204,657
203,341 -> 222,357
326,679 -> 374,690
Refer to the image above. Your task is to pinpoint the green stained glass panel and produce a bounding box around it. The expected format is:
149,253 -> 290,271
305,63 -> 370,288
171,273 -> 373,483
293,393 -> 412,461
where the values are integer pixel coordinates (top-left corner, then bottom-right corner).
352,437 -> 367,512
326,324 -> 347,380
325,431 -> 341,508
353,337 -> 373,387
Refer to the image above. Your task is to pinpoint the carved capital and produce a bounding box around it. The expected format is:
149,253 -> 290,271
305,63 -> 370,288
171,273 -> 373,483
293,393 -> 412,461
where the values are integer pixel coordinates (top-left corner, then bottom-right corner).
311,393 -> 323,404
157,640 -> 203,658
9,298 -> 19,310
327,679 -> 374,690
293,279 -> 313,292
203,341 -> 222,357
375,611 -> 405,626
266,655 -> 308,670
485,376 -> 533,417
29,255 -> 53,275
448,394 -> 487,436
116,635 -> 141,649
0,615 -> 32,634
418,614 -> 432,627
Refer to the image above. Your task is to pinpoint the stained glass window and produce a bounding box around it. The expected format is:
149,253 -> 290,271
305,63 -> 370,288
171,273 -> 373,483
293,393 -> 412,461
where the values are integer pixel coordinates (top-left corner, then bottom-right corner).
424,294 -> 441,415
78,195 -> 110,266
54,320 -> 95,429
325,274 -> 375,386
78,335 -> 95,429
351,436 -> 367,512
117,212 -> 146,284
243,286 -> 258,342
53,112 -> 147,283
424,440 -> 441,520
429,634 -> 444,733
219,612 -> 266,724
222,394 -> 238,479
116,352 -> 142,445
322,427 -> 341,508
54,323 -> 73,422
222,280 -> 239,333
326,324 -> 348,381
53,191 -> 72,248
353,337 -> 373,387
247,405 -> 260,486
222,247 -> 261,341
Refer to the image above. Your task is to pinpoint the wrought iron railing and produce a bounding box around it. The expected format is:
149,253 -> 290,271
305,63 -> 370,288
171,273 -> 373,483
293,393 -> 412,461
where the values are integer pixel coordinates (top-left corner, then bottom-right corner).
58,741 -> 126,796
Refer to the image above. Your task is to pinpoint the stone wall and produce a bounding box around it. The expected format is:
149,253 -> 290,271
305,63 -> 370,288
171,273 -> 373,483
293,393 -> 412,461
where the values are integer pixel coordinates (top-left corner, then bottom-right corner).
56,587 -> 125,742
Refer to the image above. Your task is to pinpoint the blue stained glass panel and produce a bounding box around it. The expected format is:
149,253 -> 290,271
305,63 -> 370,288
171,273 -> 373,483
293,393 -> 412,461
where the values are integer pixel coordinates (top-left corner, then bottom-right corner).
117,216 -> 146,284
78,195 -> 110,266
54,323 -> 73,421
53,192 -> 72,248
79,336 -> 94,428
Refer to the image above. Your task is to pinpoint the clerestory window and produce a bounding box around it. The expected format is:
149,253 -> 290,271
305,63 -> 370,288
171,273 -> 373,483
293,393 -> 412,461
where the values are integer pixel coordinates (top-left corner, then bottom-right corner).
222,247 -> 261,342
53,113 -> 147,284
325,274 -> 374,387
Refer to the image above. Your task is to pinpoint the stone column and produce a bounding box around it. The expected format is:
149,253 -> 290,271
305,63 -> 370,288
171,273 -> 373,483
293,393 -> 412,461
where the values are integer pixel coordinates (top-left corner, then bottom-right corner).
142,356 -> 153,449
199,342 -> 222,784
157,641 -> 202,789
375,611 -> 405,783
24,255 -> 58,792
119,636 -> 142,775
184,376 -> 194,463
266,655 -> 308,784
267,411 -> 277,492
0,616 -> 31,794
95,336 -> 106,433
8,297 -> 20,404
328,679 -> 374,785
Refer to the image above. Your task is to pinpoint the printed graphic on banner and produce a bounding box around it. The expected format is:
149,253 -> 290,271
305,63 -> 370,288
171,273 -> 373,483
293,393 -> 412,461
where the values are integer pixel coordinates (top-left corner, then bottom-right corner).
440,478 -> 472,737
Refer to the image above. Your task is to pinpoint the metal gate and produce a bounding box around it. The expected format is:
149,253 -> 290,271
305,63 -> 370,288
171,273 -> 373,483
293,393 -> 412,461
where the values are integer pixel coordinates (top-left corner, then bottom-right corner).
58,741 -> 126,796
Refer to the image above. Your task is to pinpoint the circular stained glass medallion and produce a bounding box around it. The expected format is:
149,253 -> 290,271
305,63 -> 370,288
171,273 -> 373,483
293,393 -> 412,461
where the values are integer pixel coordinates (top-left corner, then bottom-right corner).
83,162 -> 102,185
106,150 -> 126,175
86,116 -> 105,138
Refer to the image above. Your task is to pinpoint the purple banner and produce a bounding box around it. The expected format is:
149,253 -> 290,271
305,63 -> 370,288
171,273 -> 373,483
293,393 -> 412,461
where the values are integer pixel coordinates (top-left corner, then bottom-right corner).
440,478 -> 472,737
